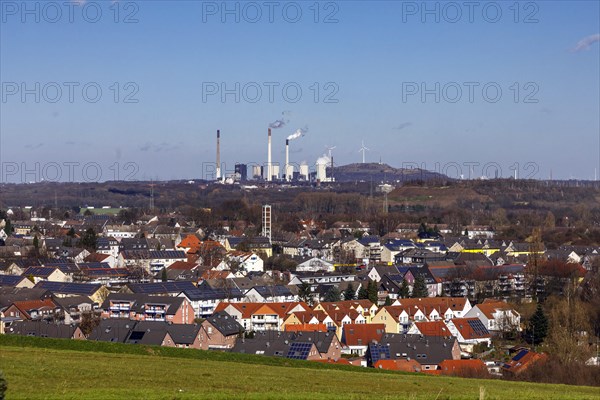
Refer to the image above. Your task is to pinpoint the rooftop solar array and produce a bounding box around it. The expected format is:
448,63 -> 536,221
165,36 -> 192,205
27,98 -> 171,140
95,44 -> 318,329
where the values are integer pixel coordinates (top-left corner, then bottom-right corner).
78,262 -> 111,269
147,250 -> 186,259
0,275 -> 25,286
467,319 -> 489,336
35,281 -> 101,295
512,349 -> 529,362
128,281 -> 196,294
368,343 -> 391,364
286,342 -> 312,360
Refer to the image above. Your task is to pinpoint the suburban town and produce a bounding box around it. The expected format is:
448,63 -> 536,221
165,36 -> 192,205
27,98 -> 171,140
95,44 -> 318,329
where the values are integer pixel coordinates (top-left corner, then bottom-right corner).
1,191 -> 598,391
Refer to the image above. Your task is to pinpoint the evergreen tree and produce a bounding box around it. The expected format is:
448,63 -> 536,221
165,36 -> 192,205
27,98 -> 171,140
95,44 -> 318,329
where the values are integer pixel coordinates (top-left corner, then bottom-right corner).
161,267 -> 168,282
399,279 -> 410,298
298,281 -> 313,305
384,296 -> 393,306
526,303 -> 548,345
80,228 -> 97,250
324,286 -> 341,302
411,274 -> 429,298
343,283 -> 356,301
357,284 -> 369,300
367,280 -> 379,304
4,219 -> 12,236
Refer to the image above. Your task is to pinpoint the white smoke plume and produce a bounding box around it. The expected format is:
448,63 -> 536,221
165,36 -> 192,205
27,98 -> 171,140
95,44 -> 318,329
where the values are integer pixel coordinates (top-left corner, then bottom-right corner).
571,33 -> 600,52
287,126 -> 308,141
269,111 -> 291,129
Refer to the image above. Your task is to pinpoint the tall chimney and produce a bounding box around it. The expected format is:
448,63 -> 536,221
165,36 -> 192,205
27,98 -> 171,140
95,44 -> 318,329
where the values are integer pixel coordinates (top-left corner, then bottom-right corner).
216,130 -> 221,181
285,139 -> 289,182
267,128 -> 272,181
331,155 -> 334,182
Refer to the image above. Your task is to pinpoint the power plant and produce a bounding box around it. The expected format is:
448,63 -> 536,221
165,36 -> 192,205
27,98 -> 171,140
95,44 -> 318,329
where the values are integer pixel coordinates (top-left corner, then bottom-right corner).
210,123 -> 338,183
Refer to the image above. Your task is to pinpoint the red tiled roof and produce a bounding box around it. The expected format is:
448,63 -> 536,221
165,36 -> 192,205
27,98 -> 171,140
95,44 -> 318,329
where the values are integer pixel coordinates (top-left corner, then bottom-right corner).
12,298 -> 57,318
413,320 -> 450,337
285,323 -> 327,332
84,253 -> 111,263
167,261 -> 198,271
450,318 -> 491,340
374,359 -> 421,372
503,349 -> 547,375
342,323 -> 385,346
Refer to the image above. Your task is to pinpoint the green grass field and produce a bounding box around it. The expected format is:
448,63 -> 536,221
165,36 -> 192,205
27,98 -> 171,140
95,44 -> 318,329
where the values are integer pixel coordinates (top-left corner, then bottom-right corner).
0,336 -> 597,400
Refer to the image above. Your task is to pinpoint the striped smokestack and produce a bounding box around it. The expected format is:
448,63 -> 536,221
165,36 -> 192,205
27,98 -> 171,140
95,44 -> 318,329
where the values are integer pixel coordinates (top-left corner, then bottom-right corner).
216,130 -> 221,181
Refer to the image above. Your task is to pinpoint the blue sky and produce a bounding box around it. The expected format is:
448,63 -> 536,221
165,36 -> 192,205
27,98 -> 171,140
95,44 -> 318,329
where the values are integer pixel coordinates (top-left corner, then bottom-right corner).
1,0 -> 599,182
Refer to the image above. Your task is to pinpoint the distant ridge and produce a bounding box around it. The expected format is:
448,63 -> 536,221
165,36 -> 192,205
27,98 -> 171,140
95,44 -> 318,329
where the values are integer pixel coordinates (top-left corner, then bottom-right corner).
328,163 -> 448,183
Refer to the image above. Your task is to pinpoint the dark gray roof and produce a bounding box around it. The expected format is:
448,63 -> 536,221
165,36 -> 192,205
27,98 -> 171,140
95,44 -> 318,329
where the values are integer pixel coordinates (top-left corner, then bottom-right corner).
100,293 -> 185,316
125,324 -> 170,345
5,320 -> 80,339
52,295 -> 94,310
231,330 -> 336,357
0,287 -> 52,308
205,311 -> 243,336
132,321 -> 200,345
249,285 -> 293,298
373,333 -> 458,366
88,319 -> 135,342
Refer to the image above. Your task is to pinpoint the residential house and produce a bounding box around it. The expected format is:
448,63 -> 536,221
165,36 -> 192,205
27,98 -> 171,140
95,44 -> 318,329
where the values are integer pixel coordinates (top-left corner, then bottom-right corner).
0,275 -> 35,288
244,285 -> 296,303
230,330 -> 341,361
96,237 -> 120,258
367,334 -> 460,371
100,293 -> 195,324
380,240 -> 416,264
34,281 -> 109,304
5,320 -> 85,339
199,311 -> 244,350
4,298 -> 61,322
341,323 -> 386,356
52,295 -> 96,325
215,302 -> 308,332
84,252 -> 118,268
296,257 -> 334,273
446,318 -> 492,352
465,299 -> 521,333
22,266 -> 70,283
502,348 -> 547,376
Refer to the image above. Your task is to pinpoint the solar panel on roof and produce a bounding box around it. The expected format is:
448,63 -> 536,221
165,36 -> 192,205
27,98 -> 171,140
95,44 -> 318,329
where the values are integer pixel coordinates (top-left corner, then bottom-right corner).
286,342 -> 312,360
467,319 -> 489,336
369,344 -> 391,364
512,349 -> 528,362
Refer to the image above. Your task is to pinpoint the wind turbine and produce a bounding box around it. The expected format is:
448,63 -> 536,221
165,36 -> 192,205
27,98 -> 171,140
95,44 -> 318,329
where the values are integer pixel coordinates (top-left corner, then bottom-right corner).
358,140 -> 370,163
324,145 -> 336,159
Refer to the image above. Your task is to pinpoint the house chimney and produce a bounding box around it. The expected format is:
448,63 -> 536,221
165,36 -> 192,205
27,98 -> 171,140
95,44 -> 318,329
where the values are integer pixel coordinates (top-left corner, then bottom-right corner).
216,130 -> 221,181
